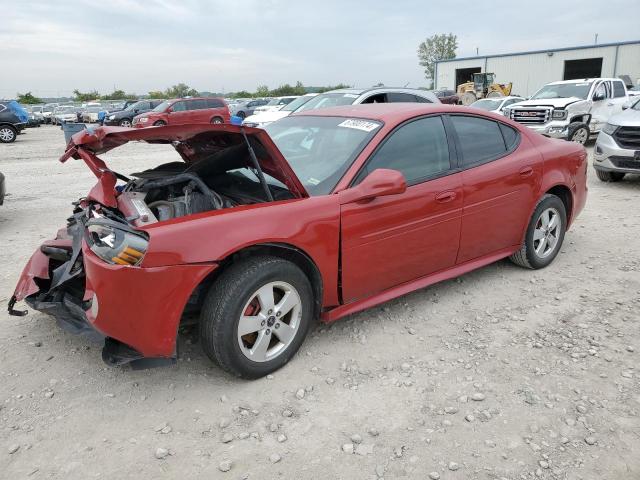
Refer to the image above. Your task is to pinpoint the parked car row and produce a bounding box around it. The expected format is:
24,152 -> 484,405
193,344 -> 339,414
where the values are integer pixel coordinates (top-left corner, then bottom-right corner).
0,100 -> 29,143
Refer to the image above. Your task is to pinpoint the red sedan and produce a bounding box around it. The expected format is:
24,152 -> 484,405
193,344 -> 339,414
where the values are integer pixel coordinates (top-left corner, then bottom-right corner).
9,104 -> 587,378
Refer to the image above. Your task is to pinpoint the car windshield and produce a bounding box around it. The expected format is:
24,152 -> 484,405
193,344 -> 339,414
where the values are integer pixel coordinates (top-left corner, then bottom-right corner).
632,98 -> 640,111
295,92 -> 359,112
153,101 -> 170,112
265,115 -> 381,196
531,82 -> 593,100
126,101 -> 143,111
282,95 -> 315,112
265,98 -> 281,106
471,99 -> 503,111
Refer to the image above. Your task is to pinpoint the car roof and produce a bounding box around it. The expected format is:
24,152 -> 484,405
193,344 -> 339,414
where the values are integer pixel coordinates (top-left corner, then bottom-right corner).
325,87 -> 436,96
548,78 -> 622,85
293,103 -> 464,122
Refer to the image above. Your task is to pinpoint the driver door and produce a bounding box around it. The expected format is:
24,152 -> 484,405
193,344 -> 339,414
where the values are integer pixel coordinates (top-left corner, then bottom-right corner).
339,116 -> 463,303
590,81 -> 614,131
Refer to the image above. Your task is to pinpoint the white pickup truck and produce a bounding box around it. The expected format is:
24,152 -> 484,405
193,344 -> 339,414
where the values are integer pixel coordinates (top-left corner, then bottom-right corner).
503,78 -> 629,144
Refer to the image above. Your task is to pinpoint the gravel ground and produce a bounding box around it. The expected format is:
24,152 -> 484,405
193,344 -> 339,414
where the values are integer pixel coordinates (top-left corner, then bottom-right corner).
1,125 -> 639,480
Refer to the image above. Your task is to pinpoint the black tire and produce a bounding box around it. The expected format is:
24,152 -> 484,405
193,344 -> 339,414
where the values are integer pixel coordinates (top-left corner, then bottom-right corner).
210,116 -> 223,124
0,125 -> 17,143
567,122 -> 589,145
236,111 -> 246,119
595,169 -> 625,182
510,194 -> 567,269
153,120 -> 166,126
119,118 -> 133,127
199,256 -> 314,378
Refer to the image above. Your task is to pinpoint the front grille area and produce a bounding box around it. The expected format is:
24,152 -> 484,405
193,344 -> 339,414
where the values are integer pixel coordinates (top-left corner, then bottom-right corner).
609,156 -> 640,170
613,126 -> 640,149
510,108 -> 550,125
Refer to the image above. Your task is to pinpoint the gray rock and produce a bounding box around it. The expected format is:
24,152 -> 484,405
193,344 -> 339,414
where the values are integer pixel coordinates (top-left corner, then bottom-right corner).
154,447 -> 169,459
471,392 -> 486,401
585,436 -> 597,445
218,460 -> 232,472
221,433 -> 233,443
269,453 -> 282,463
465,414 -> 475,422
282,409 -> 293,417
368,428 -> 380,437
277,434 -> 287,443
342,443 -> 354,454
351,434 -> 363,444
295,389 -> 305,400
448,461 -> 459,471
428,472 -> 440,480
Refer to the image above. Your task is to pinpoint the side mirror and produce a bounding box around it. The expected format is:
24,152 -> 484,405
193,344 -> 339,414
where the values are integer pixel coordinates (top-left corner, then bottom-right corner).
341,169 -> 407,204
622,101 -> 631,110
593,92 -> 605,102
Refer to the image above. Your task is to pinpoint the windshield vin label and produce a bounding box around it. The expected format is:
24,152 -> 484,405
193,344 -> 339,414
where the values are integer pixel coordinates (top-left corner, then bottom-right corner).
338,119 -> 380,132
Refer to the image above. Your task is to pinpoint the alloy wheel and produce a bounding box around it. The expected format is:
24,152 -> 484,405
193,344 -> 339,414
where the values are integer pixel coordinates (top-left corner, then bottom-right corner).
120,120 -> 132,128
237,281 -> 302,362
571,128 -> 588,144
533,207 -> 561,259
0,127 -> 15,142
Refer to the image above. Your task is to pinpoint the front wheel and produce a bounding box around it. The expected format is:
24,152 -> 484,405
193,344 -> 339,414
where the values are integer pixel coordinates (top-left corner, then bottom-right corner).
510,194 -> 567,269
0,125 -> 17,143
595,169 -> 625,182
567,122 -> 589,145
153,120 -> 166,126
210,116 -> 223,124
199,256 -> 314,378
119,118 -> 132,127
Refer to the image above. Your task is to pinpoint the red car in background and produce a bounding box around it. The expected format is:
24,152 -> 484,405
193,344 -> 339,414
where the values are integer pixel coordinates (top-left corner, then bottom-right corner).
433,89 -> 460,104
10,104 -> 587,378
133,97 -> 230,127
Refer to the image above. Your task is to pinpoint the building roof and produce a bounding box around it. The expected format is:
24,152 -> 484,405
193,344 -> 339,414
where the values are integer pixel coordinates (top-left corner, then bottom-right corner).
435,39 -> 640,64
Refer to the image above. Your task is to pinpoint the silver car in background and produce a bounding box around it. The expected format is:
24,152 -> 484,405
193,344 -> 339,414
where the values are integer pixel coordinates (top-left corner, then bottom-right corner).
594,97 -> 640,182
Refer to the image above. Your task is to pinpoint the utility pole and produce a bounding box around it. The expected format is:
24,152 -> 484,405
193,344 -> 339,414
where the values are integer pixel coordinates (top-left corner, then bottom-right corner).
594,33 -> 598,45
476,47 -> 479,56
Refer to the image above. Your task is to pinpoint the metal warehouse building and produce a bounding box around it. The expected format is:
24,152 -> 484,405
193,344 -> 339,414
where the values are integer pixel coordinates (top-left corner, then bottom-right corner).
435,40 -> 640,97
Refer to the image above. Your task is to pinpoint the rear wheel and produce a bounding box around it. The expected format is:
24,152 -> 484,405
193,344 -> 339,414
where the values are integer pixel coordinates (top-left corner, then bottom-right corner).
119,118 -> 132,127
595,169 -> 625,182
0,125 -> 17,143
210,116 -> 223,124
199,256 -> 314,378
153,120 -> 166,126
236,111 -> 246,119
460,92 -> 477,106
510,194 -> 566,269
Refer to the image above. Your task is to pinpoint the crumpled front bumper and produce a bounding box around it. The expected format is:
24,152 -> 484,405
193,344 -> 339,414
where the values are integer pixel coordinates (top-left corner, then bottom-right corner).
522,121 -> 570,139
10,221 -> 217,366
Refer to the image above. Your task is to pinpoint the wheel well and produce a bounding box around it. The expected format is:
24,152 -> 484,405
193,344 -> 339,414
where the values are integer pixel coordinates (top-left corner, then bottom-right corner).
569,114 -> 591,125
182,243 -> 323,324
546,185 -> 573,222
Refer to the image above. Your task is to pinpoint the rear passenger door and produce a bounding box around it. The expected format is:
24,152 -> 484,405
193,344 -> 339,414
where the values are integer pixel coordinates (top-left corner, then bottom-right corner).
450,115 -> 542,263
340,115 -> 463,302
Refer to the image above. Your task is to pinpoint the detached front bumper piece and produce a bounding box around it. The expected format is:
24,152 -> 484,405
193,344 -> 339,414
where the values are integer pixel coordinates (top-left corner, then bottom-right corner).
10,217 -> 217,368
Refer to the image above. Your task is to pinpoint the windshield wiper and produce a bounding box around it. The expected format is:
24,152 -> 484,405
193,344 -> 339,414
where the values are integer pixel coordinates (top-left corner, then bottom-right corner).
240,127 -> 274,202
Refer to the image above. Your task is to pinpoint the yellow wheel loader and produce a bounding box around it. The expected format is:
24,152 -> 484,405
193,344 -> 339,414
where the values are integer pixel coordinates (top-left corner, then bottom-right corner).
457,73 -> 513,106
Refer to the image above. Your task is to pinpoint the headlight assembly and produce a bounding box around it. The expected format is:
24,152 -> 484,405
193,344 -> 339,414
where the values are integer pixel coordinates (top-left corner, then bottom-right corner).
601,123 -> 618,135
86,219 -> 148,266
551,110 -> 568,120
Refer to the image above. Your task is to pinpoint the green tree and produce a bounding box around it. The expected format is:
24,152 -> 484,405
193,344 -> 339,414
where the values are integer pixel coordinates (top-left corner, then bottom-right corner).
316,83 -> 351,93
232,90 -> 253,99
17,92 -> 43,104
164,83 -> 198,98
255,85 -> 270,97
102,89 -> 136,100
148,90 -> 168,99
73,89 -> 101,102
417,33 -> 457,86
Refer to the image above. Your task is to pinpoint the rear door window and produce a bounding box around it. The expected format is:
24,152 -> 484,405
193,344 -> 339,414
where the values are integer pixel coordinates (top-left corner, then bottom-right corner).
361,93 -> 387,104
386,92 -> 418,103
450,115 -> 508,166
206,98 -> 225,108
613,81 -> 626,98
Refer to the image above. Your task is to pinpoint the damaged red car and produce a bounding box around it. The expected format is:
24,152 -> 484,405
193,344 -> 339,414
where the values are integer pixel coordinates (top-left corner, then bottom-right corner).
9,104 -> 587,378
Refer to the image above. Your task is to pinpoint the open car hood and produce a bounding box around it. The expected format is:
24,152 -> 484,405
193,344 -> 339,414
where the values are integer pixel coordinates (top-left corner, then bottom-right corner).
60,124 -> 308,205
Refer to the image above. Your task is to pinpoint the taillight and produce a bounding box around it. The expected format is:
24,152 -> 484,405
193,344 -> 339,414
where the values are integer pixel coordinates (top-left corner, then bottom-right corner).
86,220 -> 148,266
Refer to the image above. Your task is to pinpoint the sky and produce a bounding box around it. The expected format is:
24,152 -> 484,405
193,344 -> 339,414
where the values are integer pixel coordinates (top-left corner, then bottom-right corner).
1,0 -> 637,98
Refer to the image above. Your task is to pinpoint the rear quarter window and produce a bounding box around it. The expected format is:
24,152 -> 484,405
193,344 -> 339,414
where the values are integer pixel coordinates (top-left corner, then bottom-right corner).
450,115 -> 509,166
613,81 -> 626,98
206,99 -> 225,108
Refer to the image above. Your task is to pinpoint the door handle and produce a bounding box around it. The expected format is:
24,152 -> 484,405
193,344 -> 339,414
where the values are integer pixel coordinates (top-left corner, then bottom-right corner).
607,102 -> 614,106
519,166 -> 533,177
435,191 -> 457,203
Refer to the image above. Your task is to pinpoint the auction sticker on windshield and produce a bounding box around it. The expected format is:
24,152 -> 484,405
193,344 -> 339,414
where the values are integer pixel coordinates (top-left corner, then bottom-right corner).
338,119 -> 380,132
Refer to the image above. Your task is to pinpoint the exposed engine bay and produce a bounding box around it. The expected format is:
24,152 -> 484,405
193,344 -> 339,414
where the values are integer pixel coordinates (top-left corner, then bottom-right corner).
115,141 -> 295,227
